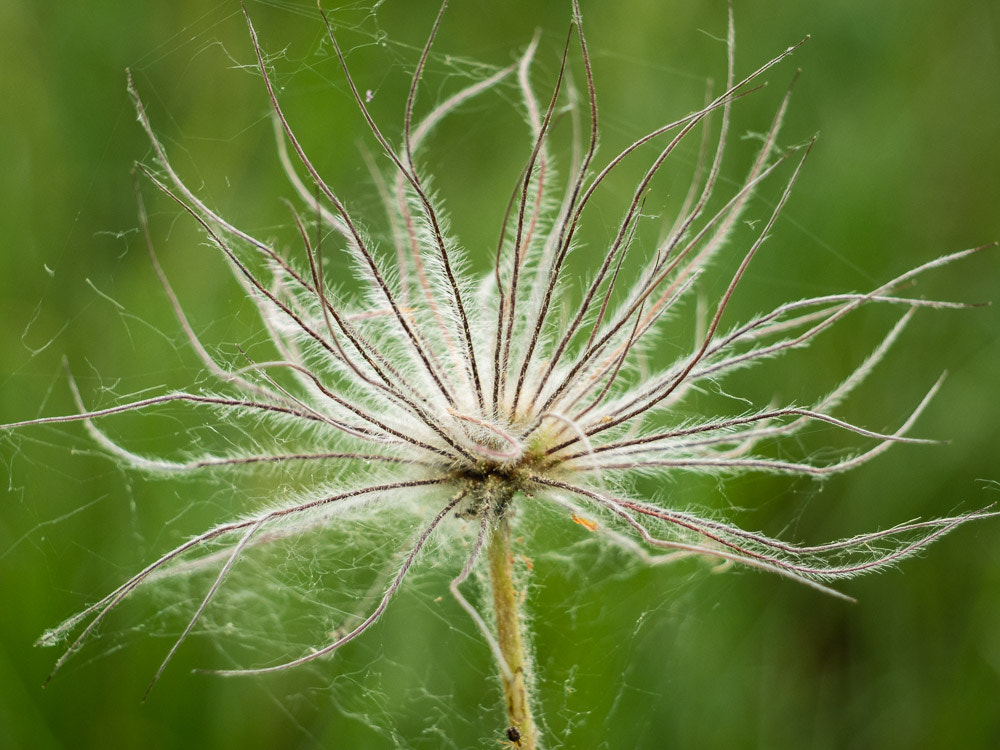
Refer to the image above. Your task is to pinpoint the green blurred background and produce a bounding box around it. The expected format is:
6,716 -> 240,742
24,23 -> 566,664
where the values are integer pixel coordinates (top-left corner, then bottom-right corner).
2,1 -> 999,748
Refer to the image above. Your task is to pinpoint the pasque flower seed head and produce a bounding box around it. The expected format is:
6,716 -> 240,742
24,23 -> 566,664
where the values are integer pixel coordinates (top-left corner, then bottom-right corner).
4,2 -> 995,746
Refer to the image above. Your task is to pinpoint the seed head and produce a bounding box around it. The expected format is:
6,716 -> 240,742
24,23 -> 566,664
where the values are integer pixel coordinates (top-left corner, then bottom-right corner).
4,0 -> 995,714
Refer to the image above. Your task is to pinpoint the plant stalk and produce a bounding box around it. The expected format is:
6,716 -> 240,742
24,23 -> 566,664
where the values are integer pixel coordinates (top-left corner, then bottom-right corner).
488,514 -> 536,749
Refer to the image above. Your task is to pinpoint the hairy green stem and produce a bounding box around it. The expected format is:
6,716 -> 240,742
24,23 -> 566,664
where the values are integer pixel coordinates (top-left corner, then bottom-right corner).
488,514 -> 536,749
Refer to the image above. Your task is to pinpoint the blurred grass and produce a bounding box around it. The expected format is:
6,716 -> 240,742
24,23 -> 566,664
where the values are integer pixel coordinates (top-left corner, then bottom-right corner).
2,1 -> 999,748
